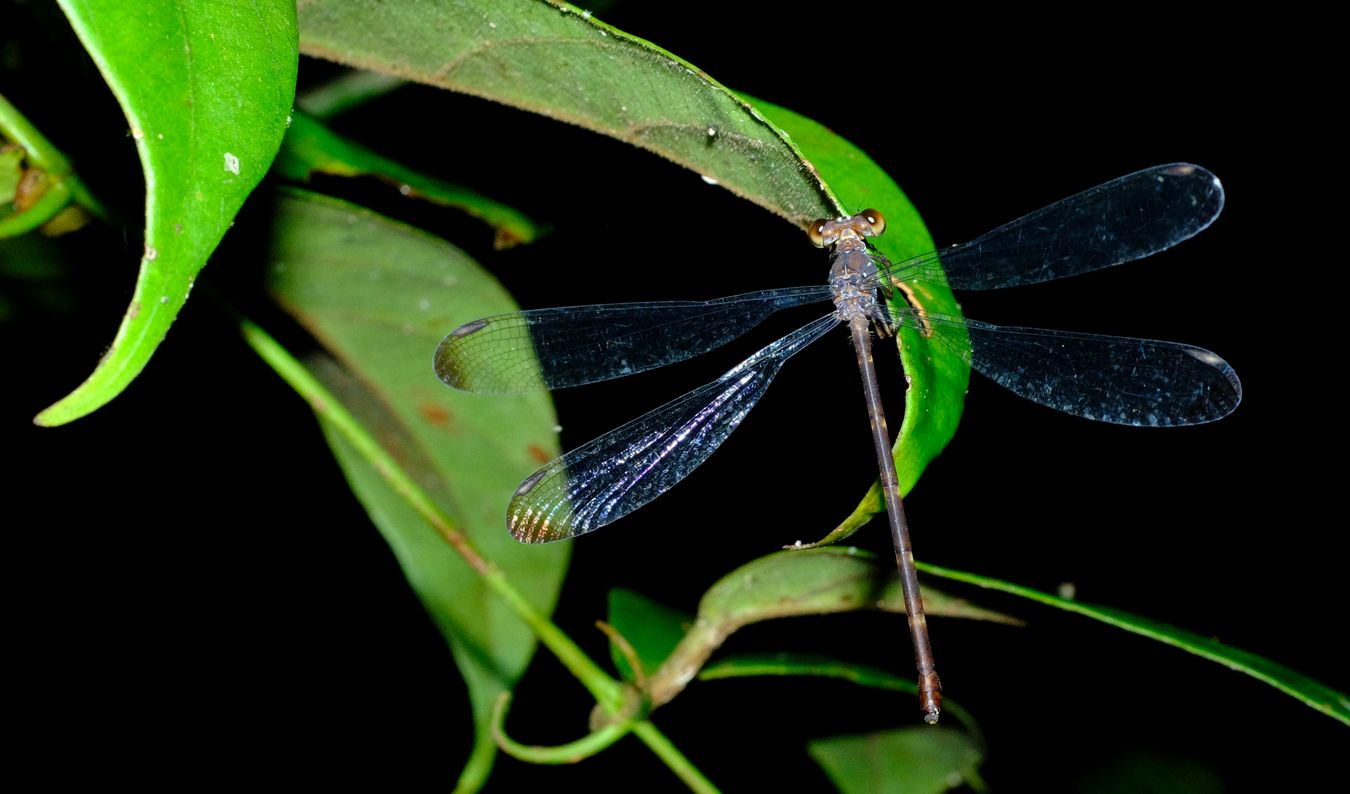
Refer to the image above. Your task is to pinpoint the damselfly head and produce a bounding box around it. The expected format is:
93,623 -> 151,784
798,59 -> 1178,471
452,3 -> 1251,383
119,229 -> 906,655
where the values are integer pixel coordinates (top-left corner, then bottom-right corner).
807,208 -> 888,248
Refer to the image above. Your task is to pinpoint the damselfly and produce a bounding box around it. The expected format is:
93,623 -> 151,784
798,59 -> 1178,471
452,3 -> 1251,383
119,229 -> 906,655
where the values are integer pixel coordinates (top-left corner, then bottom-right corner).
434,163 -> 1241,722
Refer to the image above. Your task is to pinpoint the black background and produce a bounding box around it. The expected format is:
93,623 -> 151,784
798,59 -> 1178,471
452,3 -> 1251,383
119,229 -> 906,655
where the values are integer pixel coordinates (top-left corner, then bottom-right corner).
6,2 -> 1342,791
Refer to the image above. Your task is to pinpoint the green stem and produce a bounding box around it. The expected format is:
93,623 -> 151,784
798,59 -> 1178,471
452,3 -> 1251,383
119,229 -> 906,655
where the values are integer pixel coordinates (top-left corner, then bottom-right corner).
632,722 -> 721,794
490,693 -> 717,793
238,312 -> 624,709
236,307 -> 722,789
491,693 -> 634,764
0,179 -> 69,237
0,92 -> 70,172
451,724 -> 498,794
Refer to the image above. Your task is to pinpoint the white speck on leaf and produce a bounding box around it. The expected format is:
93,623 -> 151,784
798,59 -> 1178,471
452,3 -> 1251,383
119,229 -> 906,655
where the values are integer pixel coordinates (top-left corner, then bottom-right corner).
224,152 -> 240,175
701,175 -> 718,185
144,245 -> 158,261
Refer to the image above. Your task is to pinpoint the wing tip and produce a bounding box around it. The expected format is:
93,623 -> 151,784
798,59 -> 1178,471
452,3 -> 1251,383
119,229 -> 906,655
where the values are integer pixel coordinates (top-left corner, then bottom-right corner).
508,472 -> 572,543
433,331 -> 474,390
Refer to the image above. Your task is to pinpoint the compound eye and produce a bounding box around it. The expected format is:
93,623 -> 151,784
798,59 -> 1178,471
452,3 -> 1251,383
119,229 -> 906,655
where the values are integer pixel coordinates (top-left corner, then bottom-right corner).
807,219 -> 827,248
859,208 -> 886,237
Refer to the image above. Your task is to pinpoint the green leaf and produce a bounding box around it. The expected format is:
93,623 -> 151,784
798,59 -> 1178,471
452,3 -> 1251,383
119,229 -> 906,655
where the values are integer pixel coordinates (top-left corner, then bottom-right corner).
642,548 -> 1018,709
263,190 -> 571,786
919,562 -> 1350,727
275,111 -> 544,249
36,1 -> 297,425
296,0 -> 838,224
809,727 -> 984,794
753,99 -> 971,545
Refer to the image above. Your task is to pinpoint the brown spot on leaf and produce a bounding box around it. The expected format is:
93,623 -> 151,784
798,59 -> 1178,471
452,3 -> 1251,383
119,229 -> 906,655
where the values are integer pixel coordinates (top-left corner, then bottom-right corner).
419,403 -> 453,427
527,444 -> 552,465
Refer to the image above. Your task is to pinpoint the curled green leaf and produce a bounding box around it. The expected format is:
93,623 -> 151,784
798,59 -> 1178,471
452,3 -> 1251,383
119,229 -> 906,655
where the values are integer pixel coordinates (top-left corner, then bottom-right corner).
37,0 -> 296,425
635,548 -> 1017,709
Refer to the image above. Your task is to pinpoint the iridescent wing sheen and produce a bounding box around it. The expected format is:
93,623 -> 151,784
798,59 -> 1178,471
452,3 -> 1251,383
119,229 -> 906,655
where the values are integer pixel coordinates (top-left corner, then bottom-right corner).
506,314 -> 839,542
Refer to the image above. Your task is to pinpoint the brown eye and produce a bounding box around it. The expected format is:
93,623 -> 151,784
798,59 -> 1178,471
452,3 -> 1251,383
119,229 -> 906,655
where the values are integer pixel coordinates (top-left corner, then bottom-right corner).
859,208 -> 886,237
807,219 -> 827,248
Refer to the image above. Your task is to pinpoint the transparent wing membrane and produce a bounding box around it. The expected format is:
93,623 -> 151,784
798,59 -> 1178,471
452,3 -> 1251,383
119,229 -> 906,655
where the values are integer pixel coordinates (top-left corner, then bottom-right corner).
435,286 -> 831,393
506,315 -> 840,542
908,311 -> 1242,426
434,162 -> 1240,537
891,163 -> 1224,291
